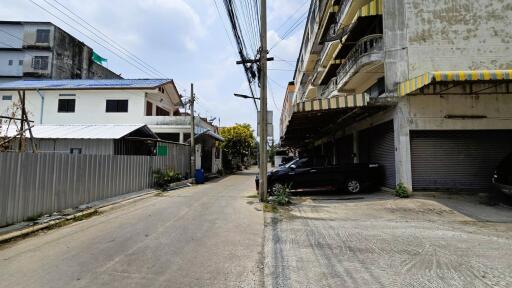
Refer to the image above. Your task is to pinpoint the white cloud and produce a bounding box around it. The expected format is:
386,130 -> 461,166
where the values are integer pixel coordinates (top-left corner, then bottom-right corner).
0,0 -> 306,139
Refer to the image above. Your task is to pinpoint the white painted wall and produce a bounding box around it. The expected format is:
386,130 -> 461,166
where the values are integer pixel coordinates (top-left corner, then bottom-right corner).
0,24 -> 23,48
0,51 -> 24,76
21,50 -> 53,77
0,89 -> 147,125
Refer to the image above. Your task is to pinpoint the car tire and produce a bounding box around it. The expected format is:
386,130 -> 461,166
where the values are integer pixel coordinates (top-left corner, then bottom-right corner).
344,178 -> 361,193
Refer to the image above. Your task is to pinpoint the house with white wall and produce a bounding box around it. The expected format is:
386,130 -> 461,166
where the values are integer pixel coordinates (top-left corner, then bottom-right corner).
0,79 -> 223,173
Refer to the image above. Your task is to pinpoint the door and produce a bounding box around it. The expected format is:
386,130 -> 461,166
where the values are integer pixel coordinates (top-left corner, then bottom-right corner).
359,121 -> 395,188
411,130 -> 512,191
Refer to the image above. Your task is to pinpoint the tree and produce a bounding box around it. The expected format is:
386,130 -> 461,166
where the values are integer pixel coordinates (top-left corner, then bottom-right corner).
220,123 -> 255,170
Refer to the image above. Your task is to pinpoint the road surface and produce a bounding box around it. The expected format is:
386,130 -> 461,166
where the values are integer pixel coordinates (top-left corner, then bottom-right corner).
0,169 -> 263,288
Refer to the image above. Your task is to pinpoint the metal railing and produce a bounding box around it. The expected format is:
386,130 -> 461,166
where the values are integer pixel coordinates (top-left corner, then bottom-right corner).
320,76 -> 338,98
337,0 -> 351,28
336,34 -> 383,87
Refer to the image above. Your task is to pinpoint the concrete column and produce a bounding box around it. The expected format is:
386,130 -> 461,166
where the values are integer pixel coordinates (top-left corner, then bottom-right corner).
393,99 -> 412,190
352,131 -> 359,163
179,132 -> 184,144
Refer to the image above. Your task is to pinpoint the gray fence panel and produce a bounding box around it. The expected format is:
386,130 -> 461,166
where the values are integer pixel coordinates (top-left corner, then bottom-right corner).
0,143 -> 190,227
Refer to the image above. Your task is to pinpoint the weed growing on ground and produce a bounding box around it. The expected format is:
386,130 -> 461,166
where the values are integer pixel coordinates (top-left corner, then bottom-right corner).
272,184 -> 291,206
153,169 -> 182,190
395,182 -> 410,198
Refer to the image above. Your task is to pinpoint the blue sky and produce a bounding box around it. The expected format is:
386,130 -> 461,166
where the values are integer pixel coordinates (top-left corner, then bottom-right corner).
0,0 -> 308,139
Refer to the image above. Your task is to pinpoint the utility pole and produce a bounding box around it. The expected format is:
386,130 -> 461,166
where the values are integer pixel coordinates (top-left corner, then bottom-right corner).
259,0 -> 268,202
190,83 -> 195,180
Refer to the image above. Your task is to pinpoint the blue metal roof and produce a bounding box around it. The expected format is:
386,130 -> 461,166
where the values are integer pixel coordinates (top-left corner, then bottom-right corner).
0,79 -> 174,91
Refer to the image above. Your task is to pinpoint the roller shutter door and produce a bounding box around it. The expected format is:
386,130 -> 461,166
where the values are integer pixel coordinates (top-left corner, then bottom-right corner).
359,121 -> 396,188
336,134 -> 353,164
410,130 -> 512,191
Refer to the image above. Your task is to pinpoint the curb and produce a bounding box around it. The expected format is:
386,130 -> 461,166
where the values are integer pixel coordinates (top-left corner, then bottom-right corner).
0,179 -> 194,244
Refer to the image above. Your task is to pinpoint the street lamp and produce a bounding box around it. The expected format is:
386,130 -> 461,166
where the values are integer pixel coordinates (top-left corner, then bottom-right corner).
233,93 -> 260,100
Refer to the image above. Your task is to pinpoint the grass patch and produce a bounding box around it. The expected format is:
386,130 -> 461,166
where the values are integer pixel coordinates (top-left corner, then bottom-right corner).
263,203 -> 279,213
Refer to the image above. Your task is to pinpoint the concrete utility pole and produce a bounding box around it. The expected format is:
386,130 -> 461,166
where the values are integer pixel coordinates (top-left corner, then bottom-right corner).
259,0 -> 268,202
190,83 -> 196,179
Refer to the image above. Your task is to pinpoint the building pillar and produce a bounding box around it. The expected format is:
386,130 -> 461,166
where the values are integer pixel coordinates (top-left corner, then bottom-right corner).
352,131 -> 359,163
393,99 -> 412,190
179,132 -> 184,143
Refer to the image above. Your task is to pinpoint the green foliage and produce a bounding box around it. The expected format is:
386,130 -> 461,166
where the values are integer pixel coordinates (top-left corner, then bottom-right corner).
395,182 -> 410,198
219,123 -> 255,164
153,169 -> 182,190
272,183 -> 291,206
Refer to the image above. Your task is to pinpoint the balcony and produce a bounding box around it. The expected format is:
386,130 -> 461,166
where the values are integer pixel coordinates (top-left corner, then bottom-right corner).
336,34 -> 384,92
320,77 -> 338,98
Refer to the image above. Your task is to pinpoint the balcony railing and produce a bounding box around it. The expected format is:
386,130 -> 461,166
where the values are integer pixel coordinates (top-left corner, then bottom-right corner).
320,76 -> 338,98
336,0 -> 351,29
336,34 -> 383,88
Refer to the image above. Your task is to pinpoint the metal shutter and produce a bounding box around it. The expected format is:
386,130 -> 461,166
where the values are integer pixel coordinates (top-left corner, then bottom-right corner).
410,130 -> 512,191
336,134 -> 353,164
360,121 -> 396,188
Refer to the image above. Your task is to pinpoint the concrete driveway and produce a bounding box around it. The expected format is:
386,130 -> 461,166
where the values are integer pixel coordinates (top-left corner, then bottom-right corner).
264,192 -> 512,288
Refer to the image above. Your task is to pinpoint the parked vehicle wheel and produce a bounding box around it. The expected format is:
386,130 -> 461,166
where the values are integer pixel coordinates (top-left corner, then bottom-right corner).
344,178 -> 361,193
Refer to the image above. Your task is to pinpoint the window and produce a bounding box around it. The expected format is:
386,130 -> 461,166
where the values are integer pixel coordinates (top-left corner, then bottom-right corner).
58,98 -> 76,113
32,56 -> 49,70
156,106 -> 169,116
2,95 -> 12,101
145,101 -> 153,116
70,148 -> 82,155
106,99 -> 128,113
18,60 -> 23,66
36,29 -> 50,43
8,60 -> 13,66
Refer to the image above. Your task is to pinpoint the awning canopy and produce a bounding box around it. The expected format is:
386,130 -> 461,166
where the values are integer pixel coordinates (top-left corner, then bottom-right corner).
294,93 -> 368,113
397,70 -> 512,97
194,130 -> 224,142
282,93 -> 391,147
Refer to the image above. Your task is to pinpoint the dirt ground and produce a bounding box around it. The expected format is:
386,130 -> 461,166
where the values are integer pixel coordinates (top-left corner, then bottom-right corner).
264,191 -> 512,288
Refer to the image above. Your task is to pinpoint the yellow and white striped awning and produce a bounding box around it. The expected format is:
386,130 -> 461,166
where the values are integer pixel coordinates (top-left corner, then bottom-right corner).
340,0 -> 383,43
353,0 -> 383,22
294,94 -> 368,113
397,70 -> 512,97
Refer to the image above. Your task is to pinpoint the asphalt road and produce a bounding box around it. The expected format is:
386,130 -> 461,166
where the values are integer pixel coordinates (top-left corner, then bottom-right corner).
0,169 -> 264,288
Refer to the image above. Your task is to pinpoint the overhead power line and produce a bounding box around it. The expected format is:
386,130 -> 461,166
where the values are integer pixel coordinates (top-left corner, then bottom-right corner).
269,11 -> 307,51
50,0 -> 168,78
28,0 -> 162,78
222,0 -> 261,109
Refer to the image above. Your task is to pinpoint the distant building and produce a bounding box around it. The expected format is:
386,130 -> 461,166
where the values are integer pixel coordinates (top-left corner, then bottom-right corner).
0,21 -> 121,83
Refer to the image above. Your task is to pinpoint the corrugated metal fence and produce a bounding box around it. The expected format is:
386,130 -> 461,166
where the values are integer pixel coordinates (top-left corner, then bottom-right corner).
0,144 -> 190,227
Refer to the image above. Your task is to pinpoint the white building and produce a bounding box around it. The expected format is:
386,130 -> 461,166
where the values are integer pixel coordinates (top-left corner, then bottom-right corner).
0,79 -> 223,173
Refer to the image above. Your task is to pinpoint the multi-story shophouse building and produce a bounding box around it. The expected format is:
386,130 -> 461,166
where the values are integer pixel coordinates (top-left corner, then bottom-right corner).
280,0 -> 512,191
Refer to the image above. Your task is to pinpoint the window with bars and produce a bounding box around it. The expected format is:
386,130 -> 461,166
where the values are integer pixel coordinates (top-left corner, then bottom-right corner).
57,98 -> 76,113
32,56 -> 49,70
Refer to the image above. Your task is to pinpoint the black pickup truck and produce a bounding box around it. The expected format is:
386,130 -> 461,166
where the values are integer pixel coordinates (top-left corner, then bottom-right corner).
256,158 -> 382,194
